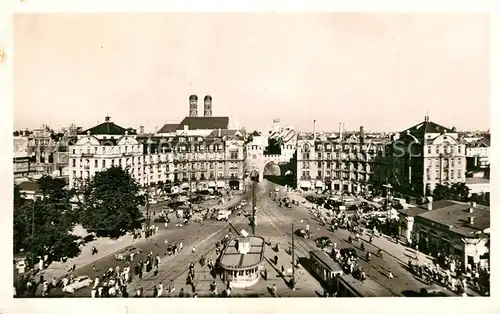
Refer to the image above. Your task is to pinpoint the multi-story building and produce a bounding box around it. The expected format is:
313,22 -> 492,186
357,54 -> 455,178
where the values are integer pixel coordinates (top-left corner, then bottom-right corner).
68,116 -> 142,189
464,135 -> 490,168
373,116 -> 467,197
296,126 -> 386,194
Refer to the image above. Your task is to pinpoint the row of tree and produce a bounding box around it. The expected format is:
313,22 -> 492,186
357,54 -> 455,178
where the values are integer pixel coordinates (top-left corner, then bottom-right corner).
14,167 -> 146,265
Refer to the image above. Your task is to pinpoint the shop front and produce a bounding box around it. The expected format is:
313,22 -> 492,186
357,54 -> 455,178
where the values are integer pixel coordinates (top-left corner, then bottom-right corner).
300,180 -> 311,191
229,180 -> 240,190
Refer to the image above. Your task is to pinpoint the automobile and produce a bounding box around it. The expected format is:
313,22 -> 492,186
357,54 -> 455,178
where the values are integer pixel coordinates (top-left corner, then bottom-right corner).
372,196 -> 384,203
295,228 -> 312,239
115,246 -> 143,261
62,276 -> 93,293
314,236 -> 332,249
339,247 -> 358,258
240,200 -> 248,206
348,204 -> 358,211
274,187 -> 280,192
360,201 -> 368,207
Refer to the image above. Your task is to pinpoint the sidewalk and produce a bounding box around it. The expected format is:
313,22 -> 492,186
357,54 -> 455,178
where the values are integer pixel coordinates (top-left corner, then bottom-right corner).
359,230 -> 480,296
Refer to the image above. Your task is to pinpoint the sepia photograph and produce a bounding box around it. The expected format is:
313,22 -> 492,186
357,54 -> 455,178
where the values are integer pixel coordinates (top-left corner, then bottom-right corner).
11,12 -> 490,300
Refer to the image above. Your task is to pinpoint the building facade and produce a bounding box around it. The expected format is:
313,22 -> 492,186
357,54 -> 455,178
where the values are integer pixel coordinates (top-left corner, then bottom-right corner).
374,116 -> 467,197
412,200 -> 490,268
464,136 -> 490,168
296,126 -> 386,194
68,116 -> 142,189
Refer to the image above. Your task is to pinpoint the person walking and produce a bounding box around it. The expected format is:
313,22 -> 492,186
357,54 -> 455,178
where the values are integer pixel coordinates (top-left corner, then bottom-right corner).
388,269 -> 394,279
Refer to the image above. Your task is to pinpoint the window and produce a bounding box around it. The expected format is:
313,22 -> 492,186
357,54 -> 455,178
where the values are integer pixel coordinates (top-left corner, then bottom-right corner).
435,170 -> 439,180
427,146 -> 431,154
72,149 -> 76,154
72,159 -> 76,167
435,146 -> 439,154
428,159 -> 433,167
458,146 -> 462,154
318,171 -> 322,178
230,150 -> 238,160
102,160 -> 105,168
458,158 -> 461,165
451,159 -> 455,167
426,168 -> 431,180
95,160 -> 98,168
317,153 -> 322,159
450,170 -> 454,179
457,170 -> 462,178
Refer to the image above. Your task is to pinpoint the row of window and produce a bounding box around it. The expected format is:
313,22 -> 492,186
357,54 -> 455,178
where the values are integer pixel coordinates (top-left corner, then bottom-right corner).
427,158 -> 463,168
302,162 -> 372,171
72,170 -> 241,181
427,145 -> 463,155
301,143 -> 383,152
300,152 -> 375,160
71,158 -> 242,169
426,169 -> 462,181
301,171 -> 370,181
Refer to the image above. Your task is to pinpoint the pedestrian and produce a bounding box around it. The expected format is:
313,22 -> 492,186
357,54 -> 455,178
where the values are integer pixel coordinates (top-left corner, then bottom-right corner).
264,268 -> 268,280
157,283 -> 164,297
153,285 -> 158,297
92,263 -> 96,272
192,246 -> 196,255
388,269 -> 394,279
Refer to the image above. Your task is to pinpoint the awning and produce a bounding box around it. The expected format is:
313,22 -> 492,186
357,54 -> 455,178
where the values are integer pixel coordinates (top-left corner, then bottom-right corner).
315,181 -> 323,187
181,183 -> 190,189
217,181 -> 225,188
300,181 -> 311,188
208,181 -> 216,187
284,170 -> 293,176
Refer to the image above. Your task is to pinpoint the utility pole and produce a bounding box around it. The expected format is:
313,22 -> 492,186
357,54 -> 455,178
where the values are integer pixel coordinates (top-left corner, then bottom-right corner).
252,179 -> 256,235
339,122 -> 344,204
291,222 -> 296,290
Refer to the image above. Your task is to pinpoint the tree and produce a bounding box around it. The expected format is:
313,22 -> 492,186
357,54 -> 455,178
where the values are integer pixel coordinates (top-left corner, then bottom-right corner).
78,166 -> 145,238
432,183 -> 470,202
13,176 -> 81,265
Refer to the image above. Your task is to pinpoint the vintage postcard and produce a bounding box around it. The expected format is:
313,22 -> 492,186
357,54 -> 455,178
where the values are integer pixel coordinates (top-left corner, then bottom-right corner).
2,1 -> 497,314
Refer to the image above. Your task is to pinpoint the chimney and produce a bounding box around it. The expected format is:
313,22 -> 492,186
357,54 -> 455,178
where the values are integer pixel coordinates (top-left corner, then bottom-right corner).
105,116 -> 111,122
313,120 -> 316,140
204,95 -> 212,117
140,126 -> 144,134
427,196 -> 433,211
189,94 -> 198,117
359,126 -> 364,144
468,216 -> 474,225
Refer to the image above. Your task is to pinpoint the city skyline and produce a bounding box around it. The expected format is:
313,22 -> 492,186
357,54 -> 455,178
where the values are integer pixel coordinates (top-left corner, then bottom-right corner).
14,13 -> 489,133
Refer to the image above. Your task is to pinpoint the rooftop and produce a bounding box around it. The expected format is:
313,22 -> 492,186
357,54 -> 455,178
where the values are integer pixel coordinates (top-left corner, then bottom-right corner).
400,117 -> 455,140
219,236 -> 265,270
465,177 -> 490,185
398,206 -> 427,217
176,116 -> 229,131
157,123 -> 179,134
416,200 -> 490,237
18,181 -> 40,192
80,116 -> 137,136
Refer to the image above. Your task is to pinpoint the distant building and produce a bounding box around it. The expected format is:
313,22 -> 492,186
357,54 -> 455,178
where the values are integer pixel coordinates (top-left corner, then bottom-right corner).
374,116 -> 466,197
136,95 -> 246,191
68,116 -> 142,189
296,126 -> 387,193
464,135 -> 490,168
401,199 -> 490,268
465,177 -> 490,196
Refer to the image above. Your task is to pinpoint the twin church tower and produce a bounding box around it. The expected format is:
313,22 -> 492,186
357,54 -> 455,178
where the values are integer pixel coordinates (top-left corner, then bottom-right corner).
189,94 -> 212,117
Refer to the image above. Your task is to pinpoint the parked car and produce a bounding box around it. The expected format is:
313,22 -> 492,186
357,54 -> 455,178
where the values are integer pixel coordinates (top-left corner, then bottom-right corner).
295,228 -> 312,239
315,236 -> 332,249
62,276 -> 93,293
274,187 -> 280,192
240,200 -> 248,206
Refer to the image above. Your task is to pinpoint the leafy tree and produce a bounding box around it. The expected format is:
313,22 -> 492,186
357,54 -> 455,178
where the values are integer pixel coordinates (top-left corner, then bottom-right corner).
78,166 -> 145,238
13,176 -> 80,265
432,183 -> 470,202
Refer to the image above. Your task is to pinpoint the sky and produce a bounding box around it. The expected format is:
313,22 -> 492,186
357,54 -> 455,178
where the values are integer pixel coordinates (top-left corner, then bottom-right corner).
13,13 -> 490,133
